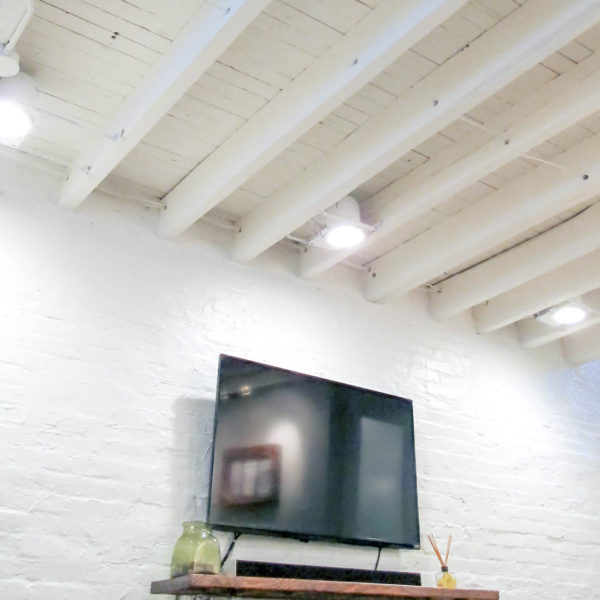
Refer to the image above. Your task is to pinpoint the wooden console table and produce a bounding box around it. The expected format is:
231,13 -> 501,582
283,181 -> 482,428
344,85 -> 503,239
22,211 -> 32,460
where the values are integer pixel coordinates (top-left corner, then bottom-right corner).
150,574 -> 499,600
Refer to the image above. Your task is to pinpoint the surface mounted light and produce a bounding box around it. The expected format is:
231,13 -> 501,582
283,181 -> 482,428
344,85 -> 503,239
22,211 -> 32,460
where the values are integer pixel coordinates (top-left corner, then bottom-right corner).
319,195 -> 369,249
325,223 -> 366,248
551,305 -> 587,325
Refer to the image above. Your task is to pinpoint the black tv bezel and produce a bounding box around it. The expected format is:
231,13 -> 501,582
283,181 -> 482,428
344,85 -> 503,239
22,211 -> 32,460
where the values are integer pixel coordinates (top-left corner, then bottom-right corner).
206,354 -> 421,550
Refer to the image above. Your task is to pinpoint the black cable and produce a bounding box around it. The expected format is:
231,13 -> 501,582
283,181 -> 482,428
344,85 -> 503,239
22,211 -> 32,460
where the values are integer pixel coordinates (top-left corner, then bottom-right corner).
220,532 -> 241,569
374,546 -> 382,571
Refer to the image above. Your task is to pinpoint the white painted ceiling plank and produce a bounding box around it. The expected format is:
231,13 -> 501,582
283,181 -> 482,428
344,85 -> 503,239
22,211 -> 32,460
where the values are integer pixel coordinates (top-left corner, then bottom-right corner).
472,248 -> 600,334
158,0 -> 469,238
365,132 -> 600,301
232,0 -> 600,263
428,201 -> 600,320
25,13 -> 152,74
81,0 -> 184,38
23,60 -> 126,115
35,1 -> 160,65
18,29 -> 143,93
300,51 -> 600,278
40,0 -> 174,52
280,0 -> 372,33
59,0 -> 270,210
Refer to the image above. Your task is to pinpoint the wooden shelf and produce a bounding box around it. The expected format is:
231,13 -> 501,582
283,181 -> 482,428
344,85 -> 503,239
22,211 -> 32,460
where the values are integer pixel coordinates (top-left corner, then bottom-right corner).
150,574 -> 499,600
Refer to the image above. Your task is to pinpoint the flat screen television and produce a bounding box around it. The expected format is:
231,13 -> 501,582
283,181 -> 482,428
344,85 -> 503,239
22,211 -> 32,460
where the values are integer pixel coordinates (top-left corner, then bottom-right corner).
207,355 -> 420,549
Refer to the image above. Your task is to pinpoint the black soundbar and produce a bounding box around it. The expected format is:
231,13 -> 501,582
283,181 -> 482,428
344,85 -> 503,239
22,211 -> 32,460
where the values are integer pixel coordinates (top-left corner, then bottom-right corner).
236,560 -> 421,586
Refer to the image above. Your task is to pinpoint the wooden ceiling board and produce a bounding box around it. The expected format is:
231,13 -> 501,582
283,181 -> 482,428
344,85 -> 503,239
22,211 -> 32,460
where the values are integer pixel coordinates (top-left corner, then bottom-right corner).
35,1 -> 162,65
24,14 -> 152,76
278,0 -> 373,33
575,22 -> 600,52
261,1 -> 342,57
17,29 -> 142,94
81,0 -> 189,37
41,0 -> 174,52
206,61 -> 279,101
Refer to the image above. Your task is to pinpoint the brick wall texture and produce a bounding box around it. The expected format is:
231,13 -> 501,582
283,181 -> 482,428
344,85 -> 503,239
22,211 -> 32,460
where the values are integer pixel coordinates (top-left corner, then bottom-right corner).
1,167 -> 599,600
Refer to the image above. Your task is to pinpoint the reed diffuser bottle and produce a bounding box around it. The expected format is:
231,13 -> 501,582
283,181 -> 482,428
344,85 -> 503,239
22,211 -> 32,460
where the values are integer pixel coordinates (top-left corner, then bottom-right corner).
428,533 -> 457,589
436,565 -> 457,589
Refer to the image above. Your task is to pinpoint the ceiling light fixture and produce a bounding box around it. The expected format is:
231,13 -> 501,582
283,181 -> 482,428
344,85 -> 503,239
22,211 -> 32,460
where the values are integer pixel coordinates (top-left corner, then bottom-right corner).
535,299 -> 589,327
311,195 -> 373,250
551,304 -> 587,325
325,222 -> 365,249
0,73 -> 36,147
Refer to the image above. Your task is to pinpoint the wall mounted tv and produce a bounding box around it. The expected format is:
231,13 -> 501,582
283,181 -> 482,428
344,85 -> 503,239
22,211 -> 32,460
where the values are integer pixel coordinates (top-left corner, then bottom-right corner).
207,355 -> 420,549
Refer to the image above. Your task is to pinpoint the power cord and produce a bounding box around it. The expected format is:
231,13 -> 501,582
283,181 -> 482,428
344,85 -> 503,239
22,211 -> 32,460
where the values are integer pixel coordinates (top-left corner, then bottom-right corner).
221,532 -> 241,570
374,546 -> 382,571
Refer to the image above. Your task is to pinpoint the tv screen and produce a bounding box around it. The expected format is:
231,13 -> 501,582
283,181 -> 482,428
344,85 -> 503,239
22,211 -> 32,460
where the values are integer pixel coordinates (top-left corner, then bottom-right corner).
207,355 -> 420,548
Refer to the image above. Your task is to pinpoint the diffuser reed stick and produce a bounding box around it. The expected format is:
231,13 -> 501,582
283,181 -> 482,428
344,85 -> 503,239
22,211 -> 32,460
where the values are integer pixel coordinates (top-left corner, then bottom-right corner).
427,534 -> 445,567
428,533 -> 453,567
444,535 -> 452,567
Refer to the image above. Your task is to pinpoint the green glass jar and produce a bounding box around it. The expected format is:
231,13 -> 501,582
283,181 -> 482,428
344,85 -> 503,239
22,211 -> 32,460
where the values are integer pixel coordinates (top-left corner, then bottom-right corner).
170,521 -> 221,577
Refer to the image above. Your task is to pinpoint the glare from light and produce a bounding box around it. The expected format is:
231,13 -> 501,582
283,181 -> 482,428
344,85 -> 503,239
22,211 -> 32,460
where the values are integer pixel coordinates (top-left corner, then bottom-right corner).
0,98 -> 32,146
325,223 -> 365,249
552,305 -> 587,325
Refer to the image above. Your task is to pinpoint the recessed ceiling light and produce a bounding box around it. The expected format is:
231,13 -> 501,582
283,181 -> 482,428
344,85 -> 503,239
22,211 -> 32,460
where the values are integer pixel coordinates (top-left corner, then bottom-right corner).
325,223 -> 366,248
551,305 -> 587,325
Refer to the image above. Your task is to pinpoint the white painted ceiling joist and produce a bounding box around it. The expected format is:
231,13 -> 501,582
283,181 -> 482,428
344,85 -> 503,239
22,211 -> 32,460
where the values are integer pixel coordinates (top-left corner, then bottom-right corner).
231,0 -> 600,263
429,202 -> 600,321
365,132 -> 600,302
517,289 -> 600,349
300,51 -> 600,279
59,0 -> 270,210
562,322 -> 600,366
158,0 -> 469,238
473,248 -> 600,334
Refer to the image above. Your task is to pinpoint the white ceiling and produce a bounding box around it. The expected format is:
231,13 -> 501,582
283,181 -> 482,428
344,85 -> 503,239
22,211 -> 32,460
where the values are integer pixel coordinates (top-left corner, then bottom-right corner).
2,0 -> 600,365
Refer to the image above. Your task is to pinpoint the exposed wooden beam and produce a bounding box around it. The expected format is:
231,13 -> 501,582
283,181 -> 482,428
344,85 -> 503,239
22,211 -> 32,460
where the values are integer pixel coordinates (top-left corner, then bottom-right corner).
429,202 -> 600,320
365,132 -> 600,302
232,0 -> 600,263
562,322 -> 600,366
517,289 -> 600,348
59,0 -> 270,210
473,248 -> 600,334
158,0 -> 469,238
300,52 -> 600,278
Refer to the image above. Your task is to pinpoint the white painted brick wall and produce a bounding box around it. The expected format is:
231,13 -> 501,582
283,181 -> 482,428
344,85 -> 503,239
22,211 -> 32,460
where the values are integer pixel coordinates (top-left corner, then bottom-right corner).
0,162 -> 599,600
